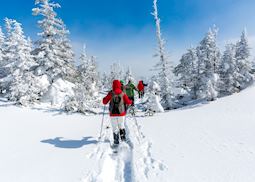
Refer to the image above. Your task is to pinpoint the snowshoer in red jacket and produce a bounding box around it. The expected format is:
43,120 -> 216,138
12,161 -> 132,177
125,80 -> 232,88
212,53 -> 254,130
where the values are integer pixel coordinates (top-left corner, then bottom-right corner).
137,80 -> 147,98
103,80 -> 132,145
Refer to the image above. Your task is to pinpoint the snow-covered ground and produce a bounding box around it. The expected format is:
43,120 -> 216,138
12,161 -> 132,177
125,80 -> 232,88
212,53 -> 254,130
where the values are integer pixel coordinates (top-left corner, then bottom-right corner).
1,85 -> 255,182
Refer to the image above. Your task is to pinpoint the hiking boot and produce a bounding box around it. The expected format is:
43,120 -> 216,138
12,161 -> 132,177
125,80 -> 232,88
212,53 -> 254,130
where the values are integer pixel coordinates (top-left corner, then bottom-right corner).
113,133 -> 119,145
120,129 -> 126,141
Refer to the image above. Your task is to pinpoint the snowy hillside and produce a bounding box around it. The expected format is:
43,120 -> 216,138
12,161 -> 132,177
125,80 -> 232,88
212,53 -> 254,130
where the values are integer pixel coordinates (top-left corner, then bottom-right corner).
1,85 -> 255,182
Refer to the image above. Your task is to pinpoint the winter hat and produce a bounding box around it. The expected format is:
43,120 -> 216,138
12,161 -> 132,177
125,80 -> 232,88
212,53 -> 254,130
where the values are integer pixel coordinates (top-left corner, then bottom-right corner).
112,80 -> 122,91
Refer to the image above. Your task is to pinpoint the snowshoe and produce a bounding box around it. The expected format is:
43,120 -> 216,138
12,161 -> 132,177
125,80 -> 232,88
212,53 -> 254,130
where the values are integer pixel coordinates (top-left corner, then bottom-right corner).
113,133 -> 119,145
111,143 -> 119,154
120,129 -> 126,141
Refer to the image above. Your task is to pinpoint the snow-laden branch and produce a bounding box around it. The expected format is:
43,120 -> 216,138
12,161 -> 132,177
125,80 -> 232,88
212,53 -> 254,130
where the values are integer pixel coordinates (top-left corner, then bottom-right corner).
152,0 -> 166,65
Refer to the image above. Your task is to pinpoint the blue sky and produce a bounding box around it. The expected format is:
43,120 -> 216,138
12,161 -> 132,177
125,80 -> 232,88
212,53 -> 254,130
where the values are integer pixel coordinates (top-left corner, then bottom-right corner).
0,0 -> 255,77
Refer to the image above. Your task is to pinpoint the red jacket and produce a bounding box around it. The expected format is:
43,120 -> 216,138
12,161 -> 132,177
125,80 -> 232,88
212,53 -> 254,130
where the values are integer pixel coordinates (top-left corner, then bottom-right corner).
103,80 -> 132,116
137,81 -> 144,91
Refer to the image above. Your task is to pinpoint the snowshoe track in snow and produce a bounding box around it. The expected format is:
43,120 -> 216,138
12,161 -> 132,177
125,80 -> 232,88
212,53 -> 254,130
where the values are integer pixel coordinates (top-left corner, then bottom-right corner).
84,115 -> 166,182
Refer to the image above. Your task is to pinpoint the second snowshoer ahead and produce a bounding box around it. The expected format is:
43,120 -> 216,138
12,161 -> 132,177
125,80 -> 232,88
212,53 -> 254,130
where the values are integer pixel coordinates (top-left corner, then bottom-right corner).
120,80 -> 126,93
103,80 -> 132,146
125,80 -> 138,106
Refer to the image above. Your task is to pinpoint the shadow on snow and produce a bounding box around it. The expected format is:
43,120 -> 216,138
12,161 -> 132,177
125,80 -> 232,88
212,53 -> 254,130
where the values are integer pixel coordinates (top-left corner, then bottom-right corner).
41,137 -> 97,149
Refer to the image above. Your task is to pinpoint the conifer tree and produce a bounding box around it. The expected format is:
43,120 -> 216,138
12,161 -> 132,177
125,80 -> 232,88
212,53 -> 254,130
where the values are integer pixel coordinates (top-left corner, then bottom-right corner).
218,43 -> 240,96
4,18 -> 18,75
7,20 -> 40,105
0,27 -> 4,65
174,47 -> 199,99
196,26 -> 220,101
78,45 -> 100,95
235,29 -> 253,89
0,27 -> 6,79
109,62 -> 123,82
32,0 -> 75,82
152,0 -> 175,109
64,45 -> 100,114
124,66 -> 135,84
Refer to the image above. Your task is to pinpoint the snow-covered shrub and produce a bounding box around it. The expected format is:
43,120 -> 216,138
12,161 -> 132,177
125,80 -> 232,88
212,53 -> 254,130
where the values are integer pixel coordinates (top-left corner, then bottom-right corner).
63,83 -> 100,114
145,81 -> 164,113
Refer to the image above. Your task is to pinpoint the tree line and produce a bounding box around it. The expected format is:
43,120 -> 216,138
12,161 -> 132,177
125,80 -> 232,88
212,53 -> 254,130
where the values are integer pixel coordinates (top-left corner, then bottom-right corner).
0,0 -> 254,114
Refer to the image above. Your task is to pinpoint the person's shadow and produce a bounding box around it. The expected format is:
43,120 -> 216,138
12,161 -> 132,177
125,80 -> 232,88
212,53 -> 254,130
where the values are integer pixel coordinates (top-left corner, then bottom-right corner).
41,137 -> 97,149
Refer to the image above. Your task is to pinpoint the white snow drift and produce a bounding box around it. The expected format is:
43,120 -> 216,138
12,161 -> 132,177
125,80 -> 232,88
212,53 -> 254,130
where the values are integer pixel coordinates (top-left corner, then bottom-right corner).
0,85 -> 255,182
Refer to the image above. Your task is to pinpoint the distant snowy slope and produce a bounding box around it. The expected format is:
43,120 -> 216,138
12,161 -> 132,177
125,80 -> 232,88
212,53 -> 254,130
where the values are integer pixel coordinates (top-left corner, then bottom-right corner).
139,84 -> 255,182
0,85 -> 255,182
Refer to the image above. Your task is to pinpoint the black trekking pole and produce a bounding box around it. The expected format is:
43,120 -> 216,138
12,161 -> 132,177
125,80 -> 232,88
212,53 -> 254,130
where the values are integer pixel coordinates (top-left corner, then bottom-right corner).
133,115 -> 142,144
127,107 -> 142,144
99,106 -> 106,141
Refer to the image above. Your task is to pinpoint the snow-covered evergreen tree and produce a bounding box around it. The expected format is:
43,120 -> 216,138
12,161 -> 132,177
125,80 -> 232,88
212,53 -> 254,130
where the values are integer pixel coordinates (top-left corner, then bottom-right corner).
0,27 -> 6,80
251,59 -> 255,74
196,26 -> 221,101
1,18 -> 35,95
174,47 -> 199,99
77,44 -> 89,81
235,29 -> 253,89
218,43 -> 241,96
77,45 -> 100,95
0,27 -> 6,94
64,45 -> 100,114
32,0 -> 75,82
79,44 -> 89,65
78,54 -> 100,97
6,20 -> 40,105
152,0 -> 175,109
56,24 -> 75,81
0,27 -> 4,65
109,62 -> 123,82
3,18 -> 18,76
124,66 -> 135,84
101,71 -> 109,90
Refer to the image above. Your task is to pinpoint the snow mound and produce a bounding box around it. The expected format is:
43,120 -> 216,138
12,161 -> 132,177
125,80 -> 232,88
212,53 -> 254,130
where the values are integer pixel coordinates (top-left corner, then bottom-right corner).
42,78 -> 75,106
35,74 -> 50,93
